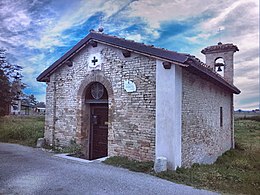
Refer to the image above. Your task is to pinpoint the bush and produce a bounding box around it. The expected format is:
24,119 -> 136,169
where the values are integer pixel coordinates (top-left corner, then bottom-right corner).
235,115 -> 260,122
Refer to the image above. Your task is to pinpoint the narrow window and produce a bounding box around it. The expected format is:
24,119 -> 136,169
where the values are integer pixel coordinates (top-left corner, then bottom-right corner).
220,107 -> 223,127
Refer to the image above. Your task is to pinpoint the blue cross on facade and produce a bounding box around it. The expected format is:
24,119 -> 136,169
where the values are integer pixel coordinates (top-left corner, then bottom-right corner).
91,56 -> 98,66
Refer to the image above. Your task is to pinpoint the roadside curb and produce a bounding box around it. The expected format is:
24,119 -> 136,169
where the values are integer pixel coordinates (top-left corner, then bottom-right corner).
54,153 -> 109,163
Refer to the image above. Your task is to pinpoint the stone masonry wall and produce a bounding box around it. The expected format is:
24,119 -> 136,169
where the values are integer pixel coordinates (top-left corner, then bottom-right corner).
101,47 -> 156,161
44,43 -> 156,161
44,79 -> 55,145
181,69 -> 233,167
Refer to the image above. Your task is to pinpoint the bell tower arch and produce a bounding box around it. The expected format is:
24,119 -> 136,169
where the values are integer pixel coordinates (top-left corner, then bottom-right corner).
201,42 -> 239,84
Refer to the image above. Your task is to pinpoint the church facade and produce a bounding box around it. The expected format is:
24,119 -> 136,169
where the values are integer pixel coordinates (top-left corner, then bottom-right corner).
37,31 -> 240,169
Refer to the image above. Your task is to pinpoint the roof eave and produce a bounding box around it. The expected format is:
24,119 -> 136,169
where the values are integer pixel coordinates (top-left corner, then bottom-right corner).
37,33 -> 94,82
185,58 -> 240,94
36,32 -> 240,95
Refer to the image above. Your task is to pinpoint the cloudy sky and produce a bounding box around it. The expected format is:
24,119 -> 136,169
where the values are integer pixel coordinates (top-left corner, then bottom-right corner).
0,0 -> 259,110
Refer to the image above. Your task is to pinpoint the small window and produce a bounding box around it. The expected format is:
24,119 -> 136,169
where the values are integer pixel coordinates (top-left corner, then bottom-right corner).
85,82 -> 108,103
220,107 -> 223,127
91,82 -> 104,99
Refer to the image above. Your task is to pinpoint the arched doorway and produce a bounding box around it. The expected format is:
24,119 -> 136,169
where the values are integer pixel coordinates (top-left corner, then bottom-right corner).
85,82 -> 108,160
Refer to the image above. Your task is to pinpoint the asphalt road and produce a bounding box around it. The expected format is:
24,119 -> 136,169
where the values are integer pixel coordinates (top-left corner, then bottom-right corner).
0,142 -> 218,195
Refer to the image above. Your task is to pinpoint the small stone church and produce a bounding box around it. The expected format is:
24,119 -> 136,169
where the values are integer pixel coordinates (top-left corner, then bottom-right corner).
37,30 -> 240,169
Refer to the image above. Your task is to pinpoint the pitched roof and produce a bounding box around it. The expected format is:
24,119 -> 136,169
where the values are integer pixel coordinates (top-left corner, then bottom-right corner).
184,55 -> 240,94
37,31 -> 240,94
201,42 -> 239,54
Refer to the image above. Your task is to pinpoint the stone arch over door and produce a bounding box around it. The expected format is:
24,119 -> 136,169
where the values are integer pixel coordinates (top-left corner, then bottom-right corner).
77,72 -> 114,159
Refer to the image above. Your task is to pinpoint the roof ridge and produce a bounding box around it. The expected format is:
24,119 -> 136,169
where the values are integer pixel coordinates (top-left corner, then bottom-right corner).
90,31 -> 181,55
201,42 -> 239,54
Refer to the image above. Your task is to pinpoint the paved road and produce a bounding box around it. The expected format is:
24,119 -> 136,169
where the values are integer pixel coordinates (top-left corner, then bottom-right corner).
0,143 -> 217,195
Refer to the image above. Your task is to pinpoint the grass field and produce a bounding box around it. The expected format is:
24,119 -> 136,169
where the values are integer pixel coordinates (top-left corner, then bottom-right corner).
0,116 -> 259,194
105,118 -> 260,195
0,116 -> 44,146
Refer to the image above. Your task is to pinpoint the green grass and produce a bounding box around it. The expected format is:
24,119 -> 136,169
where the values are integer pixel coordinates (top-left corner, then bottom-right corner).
0,116 -> 44,146
1,115 -> 259,194
105,156 -> 153,173
105,118 -> 260,195
235,119 -> 260,151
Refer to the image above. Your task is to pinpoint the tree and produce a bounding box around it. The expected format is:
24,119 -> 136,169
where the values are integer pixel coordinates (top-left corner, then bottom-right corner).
36,102 -> 46,108
0,69 -> 11,115
28,94 -> 38,106
0,48 -> 23,116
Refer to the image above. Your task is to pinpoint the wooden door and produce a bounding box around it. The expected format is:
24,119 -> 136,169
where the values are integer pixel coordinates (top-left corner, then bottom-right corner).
89,105 -> 108,160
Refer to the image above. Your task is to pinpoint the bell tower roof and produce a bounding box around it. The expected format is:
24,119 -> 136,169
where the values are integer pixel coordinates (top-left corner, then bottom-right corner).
201,42 -> 239,54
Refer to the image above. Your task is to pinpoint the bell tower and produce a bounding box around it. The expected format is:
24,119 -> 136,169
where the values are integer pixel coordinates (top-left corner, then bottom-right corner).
201,42 -> 239,84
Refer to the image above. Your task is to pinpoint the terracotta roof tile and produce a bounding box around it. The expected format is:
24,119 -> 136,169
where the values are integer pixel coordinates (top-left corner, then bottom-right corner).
201,42 -> 239,54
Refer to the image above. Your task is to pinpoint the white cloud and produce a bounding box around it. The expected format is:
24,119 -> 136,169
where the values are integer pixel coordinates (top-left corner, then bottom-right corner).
235,100 -> 259,110
35,93 -> 46,103
0,0 -> 258,109
27,34 -> 69,49
127,0 -> 252,30
200,1 -> 245,31
126,0 -> 259,110
22,67 -> 35,75
101,0 -> 133,19
128,0 -> 207,29
186,33 -> 211,44
27,0 -> 133,50
3,10 -> 31,32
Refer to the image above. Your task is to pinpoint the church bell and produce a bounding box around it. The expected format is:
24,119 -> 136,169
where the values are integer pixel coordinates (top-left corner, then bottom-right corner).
217,66 -> 222,72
